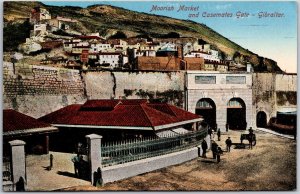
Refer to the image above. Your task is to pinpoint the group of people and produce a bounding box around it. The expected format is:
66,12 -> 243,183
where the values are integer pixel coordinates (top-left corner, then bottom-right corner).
201,127 -> 233,163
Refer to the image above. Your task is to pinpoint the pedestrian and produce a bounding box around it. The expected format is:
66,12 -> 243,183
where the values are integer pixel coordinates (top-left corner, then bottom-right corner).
71,153 -> 80,177
248,127 -> 254,149
77,142 -> 83,154
78,155 -> 85,179
225,137 -> 232,152
49,154 -> 53,170
226,123 -> 229,132
16,176 -> 25,191
208,126 -> 212,138
217,128 -> 221,141
93,167 -> 103,187
216,146 -> 223,163
201,139 -> 208,158
212,130 -> 215,140
211,140 -> 218,159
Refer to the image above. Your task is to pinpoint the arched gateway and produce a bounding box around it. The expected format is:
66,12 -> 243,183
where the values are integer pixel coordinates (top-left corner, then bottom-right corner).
227,98 -> 246,130
257,111 -> 267,128
195,98 -> 216,129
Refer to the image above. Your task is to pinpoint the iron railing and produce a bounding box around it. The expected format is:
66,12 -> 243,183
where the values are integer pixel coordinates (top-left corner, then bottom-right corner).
101,129 -> 207,167
3,157 -> 12,182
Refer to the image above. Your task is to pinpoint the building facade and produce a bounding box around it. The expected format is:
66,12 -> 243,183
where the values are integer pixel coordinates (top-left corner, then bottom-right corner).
186,71 -> 253,131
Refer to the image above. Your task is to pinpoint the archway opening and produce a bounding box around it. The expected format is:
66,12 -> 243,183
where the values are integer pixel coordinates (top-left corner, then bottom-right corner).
257,111 -> 267,128
227,98 -> 246,130
195,98 -> 216,129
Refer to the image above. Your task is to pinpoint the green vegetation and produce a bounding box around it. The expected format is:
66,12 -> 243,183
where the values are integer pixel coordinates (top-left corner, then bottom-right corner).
108,31 -> 127,39
3,20 -> 32,51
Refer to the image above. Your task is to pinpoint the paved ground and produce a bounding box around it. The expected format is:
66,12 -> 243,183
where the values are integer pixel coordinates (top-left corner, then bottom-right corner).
26,152 -> 90,191
26,129 -> 296,191
63,129 -> 296,191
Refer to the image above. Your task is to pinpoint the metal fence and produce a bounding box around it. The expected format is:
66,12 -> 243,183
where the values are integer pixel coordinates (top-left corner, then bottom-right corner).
101,129 -> 207,167
3,156 -> 12,182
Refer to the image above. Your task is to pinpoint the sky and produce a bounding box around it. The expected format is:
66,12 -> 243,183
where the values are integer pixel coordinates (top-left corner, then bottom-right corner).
43,1 -> 298,73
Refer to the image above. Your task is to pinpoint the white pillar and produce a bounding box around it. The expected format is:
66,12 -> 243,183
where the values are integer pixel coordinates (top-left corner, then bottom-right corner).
9,140 -> 26,188
86,134 -> 102,185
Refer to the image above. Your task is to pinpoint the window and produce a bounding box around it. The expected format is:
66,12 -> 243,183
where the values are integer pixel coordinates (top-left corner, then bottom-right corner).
195,76 -> 216,84
226,76 -> 246,84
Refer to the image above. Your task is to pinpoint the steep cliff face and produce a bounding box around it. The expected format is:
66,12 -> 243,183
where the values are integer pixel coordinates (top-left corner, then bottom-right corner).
4,1 -> 282,72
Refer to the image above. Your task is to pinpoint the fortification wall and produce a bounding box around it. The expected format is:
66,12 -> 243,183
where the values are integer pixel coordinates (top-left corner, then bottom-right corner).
3,62 -> 86,118
252,73 -> 297,126
275,74 -> 297,111
83,71 -> 185,107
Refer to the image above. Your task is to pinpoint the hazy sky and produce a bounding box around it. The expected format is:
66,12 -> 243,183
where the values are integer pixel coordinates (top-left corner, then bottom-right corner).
44,1 -> 297,73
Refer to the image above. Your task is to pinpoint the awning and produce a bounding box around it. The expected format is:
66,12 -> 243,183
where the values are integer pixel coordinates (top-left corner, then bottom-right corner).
155,128 -> 190,138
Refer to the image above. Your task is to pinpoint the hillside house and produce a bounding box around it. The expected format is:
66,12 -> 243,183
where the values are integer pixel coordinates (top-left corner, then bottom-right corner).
195,39 -> 211,52
38,99 -> 202,152
48,16 -> 78,31
90,43 -> 113,53
185,50 -> 220,62
106,39 -> 128,51
32,23 -> 48,37
63,39 -> 81,52
98,52 -> 122,69
29,7 -> 51,24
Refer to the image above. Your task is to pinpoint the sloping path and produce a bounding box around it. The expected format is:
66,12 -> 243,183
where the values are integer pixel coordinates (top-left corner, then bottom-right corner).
255,127 -> 294,139
26,151 -> 90,191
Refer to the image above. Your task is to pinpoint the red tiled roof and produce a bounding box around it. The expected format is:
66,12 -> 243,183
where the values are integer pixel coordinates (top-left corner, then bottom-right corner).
76,36 -> 102,40
39,99 -> 201,130
3,109 -> 57,134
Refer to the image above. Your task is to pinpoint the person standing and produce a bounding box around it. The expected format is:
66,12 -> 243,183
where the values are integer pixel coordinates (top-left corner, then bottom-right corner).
71,154 -> 80,177
212,130 -> 215,140
211,140 -> 218,159
226,123 -> 229,132
248,127 -> 254,149
217,128 -> 221,141
216,146 -> 223,163
49,154 -> 53,170
208,126 -> 212,138
201,139 -> 208,158
225,137 -> 232,152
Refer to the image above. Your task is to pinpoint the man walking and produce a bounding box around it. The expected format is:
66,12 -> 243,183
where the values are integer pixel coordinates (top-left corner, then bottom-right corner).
225,137 -> 232,152
211,140 -> 218,159
201,139 -> 208,158
217,128 -> 221,141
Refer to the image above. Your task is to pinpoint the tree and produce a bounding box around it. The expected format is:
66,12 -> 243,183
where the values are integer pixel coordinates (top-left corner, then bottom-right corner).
108,31 -> 127,39
163,32 -> 180,38
3,20 -> 32,51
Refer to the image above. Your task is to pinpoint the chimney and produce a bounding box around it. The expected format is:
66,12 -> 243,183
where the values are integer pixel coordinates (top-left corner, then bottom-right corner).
247,62 -> 253,73
177,44 -> 184,60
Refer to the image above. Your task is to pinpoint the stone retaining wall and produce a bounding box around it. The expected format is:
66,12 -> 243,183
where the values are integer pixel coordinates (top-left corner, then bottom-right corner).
3,62 -> 86,118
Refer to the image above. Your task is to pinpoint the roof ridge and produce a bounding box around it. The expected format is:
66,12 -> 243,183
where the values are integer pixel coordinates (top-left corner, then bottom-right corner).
149,103 -> 178,117
139,104 -> 155,128
165,104 -> 178,117
142,103 -> 179,121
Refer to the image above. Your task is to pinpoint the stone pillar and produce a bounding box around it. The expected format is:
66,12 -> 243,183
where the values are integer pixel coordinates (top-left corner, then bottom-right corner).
216,105 -> 227,132
9,140 -> 26,188
44,135 -> 49,154
86,134 -> 102,185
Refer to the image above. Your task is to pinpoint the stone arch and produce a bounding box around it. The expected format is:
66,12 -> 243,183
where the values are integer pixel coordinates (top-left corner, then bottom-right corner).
227,98 -> 246,130
195,98 -> 216,129
256,111 -> 267,128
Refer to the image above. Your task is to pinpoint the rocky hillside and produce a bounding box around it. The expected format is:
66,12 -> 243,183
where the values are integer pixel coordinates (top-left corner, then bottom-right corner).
3,1 -> 282,72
